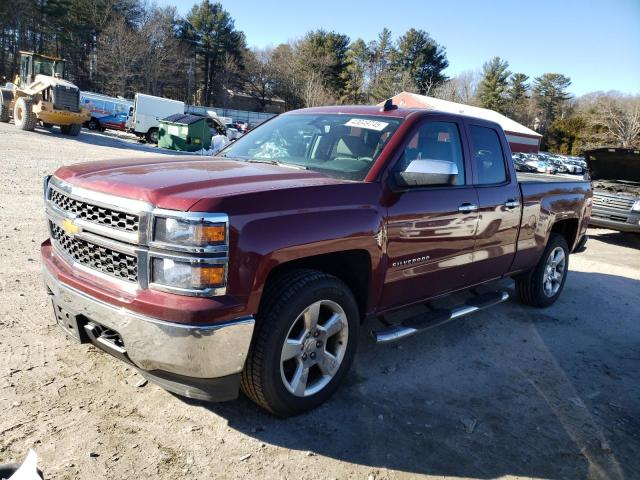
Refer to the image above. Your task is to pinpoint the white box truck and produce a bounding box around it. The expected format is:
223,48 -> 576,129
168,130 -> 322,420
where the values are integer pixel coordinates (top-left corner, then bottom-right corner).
126,93 -> 184,143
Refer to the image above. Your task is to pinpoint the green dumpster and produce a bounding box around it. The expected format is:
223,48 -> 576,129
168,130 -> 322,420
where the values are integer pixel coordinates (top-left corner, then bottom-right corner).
158,114 -> 211,152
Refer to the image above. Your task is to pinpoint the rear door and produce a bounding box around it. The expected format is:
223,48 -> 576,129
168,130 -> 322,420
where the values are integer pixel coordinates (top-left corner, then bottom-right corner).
381,117 -> 479,310
465,122 -> 521,283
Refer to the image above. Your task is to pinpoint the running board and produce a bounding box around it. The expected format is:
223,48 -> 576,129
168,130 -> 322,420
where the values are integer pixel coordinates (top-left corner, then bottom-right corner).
371,291 -> 509,344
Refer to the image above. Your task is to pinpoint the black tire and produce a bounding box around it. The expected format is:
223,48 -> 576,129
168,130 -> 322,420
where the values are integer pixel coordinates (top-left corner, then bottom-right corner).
60,123 -> 81,136
87,118 -> 100,130
0,102 -> 9,123
13,97 -> 36,131
516,233 -> 569,308
145,127 -> 159,144
0,89 -> 10,123
241,269 -> 359,416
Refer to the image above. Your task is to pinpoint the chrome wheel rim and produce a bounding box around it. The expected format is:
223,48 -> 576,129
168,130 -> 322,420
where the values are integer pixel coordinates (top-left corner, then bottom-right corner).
543,246 -> 566,297
280,300 -> 349,397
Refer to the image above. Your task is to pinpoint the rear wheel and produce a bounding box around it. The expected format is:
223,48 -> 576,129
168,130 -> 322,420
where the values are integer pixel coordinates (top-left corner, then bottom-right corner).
60,123 -> 81,136
516,233 -> 569,308
241,269 -> 359,416
146,127 -> 159,144
14,97 -> 36,131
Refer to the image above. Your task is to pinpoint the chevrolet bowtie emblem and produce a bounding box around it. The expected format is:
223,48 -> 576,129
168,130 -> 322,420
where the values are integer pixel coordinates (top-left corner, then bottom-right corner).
61,218 -> 80,236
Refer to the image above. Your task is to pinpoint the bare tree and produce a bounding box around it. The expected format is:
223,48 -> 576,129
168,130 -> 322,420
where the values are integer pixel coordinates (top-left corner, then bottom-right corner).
139,7 -> 186,97
97,17 -> 143,96
594,96 -> 640,147
431,70 -> 478,103
302,71 -> 334,107
243,49 -> 275,111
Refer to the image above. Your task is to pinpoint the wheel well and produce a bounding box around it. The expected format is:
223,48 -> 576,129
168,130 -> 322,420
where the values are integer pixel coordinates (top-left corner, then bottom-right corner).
551,218 -> 579,249
263,250 -> 372,320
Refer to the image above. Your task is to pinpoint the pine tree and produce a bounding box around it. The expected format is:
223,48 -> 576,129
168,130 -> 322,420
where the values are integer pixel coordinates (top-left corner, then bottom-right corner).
533,73 -> 572,132
477,56 -> 511,113
186,0 -> 246,105
396,28 -> 448,95
507,72 -> 529,121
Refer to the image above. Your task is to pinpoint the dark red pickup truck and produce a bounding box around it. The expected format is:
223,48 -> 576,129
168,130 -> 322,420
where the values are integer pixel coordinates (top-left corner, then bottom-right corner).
42,104 -> 591,416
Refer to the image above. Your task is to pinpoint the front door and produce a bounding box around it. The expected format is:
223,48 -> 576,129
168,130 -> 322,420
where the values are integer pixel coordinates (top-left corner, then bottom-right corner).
381,119 -> 479,310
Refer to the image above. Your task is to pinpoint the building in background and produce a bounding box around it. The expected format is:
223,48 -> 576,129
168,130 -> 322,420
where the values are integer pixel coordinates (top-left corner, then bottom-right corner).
383,92 -> 542,153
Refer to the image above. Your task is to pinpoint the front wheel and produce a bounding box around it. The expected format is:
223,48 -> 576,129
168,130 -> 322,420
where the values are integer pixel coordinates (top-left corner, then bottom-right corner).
516,233 -> 569,308
60,123 -> 81,136
14,97 -> 36,131
87,118 -> 100,131
241,270 -> 359,416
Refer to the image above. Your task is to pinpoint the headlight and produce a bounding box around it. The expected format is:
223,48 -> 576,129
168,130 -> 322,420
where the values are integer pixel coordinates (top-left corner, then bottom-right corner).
151,257 -> 226,295
632,200 -> 640,212
153,212 -> 227,250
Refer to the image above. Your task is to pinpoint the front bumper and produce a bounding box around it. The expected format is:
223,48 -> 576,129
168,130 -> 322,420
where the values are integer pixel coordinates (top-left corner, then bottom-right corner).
590,209 -> 640,232
43,266 -> 255,401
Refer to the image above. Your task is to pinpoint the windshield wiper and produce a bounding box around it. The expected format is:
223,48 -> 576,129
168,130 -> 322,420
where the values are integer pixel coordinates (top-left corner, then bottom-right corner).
246,159 -> 308,170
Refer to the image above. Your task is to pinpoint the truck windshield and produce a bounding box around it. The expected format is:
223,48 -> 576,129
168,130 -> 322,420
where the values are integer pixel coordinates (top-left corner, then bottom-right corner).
220,114 -> 402,180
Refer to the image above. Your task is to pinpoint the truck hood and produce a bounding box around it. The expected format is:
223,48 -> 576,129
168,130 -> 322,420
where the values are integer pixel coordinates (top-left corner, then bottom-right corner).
585,148 -> 640,182
54,156 -> 349,211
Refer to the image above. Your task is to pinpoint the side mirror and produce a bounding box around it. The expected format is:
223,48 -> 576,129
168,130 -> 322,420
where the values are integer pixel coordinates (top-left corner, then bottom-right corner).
394,159 -> 459,187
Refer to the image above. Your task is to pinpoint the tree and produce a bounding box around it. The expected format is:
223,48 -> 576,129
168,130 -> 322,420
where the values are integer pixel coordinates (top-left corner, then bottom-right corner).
138,7 -> 188,98
477,56 -> 511,113
243,48 -> 277,111
507,72 -> 529,121
546,116 -> 587,154
396,28 -> 448,95
369,28 -> 394,88
186,0 -> 246,105
431,70 -> 478,103
297,29 -> 350,99
269,43 -> 304,110
341,38 -> 369,104
532,73 -> 572,132
97,15 -> 143,96
592,94 -> 640,147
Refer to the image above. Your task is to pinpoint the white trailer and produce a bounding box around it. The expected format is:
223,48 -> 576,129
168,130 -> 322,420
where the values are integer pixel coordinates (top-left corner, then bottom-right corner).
127,93 -> 184,143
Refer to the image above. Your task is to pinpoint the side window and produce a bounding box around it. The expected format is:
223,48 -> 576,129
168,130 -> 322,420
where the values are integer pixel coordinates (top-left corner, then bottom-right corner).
395,121 -> 465,185
469,125 -> 507,184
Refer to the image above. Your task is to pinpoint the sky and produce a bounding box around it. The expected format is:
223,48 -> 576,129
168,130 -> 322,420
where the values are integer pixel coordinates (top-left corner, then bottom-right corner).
157,0 -> 640,97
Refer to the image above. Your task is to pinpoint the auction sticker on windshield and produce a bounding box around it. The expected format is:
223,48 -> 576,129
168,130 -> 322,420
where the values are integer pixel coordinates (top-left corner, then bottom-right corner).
345,118 -> 389,131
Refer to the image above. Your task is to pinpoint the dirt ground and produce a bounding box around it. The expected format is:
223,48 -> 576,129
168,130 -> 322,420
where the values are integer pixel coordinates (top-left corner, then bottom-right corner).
1,122 -> 639,480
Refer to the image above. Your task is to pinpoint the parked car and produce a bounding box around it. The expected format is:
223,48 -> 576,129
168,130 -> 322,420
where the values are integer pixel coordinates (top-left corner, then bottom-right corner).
512,155 -> 538,172
41,104 -> 591,416
126,93 -> 185,143
586,147 -> 640,232
80,91 -> 132,132
524,156 -> 555,174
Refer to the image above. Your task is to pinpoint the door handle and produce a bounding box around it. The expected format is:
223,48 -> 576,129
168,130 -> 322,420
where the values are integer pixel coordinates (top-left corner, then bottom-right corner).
458,203 -> 478,213
504,199 -> 520,209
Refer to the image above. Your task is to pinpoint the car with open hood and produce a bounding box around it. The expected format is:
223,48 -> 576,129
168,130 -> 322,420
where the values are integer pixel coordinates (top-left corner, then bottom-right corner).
586,148 -> 640,233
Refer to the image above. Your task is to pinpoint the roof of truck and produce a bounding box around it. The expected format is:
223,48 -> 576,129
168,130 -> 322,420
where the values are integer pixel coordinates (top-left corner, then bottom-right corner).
289,105 -> 422,118
287,105 -> 508,134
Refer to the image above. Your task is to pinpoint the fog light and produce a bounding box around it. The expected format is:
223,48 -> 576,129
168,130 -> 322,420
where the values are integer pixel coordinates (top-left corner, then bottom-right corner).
151,257 -> 225,293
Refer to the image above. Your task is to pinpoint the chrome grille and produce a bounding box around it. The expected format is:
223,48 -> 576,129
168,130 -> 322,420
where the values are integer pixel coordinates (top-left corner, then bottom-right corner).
50,223 -> 138,282
593,193 -> 635,211
50,188 -> 140,233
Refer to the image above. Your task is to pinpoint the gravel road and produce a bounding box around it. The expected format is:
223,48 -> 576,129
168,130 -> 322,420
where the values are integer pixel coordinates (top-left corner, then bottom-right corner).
1,122 -> 639,479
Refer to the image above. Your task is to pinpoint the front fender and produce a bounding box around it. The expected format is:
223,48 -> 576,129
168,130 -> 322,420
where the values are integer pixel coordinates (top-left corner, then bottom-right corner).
239,207 -> 384,313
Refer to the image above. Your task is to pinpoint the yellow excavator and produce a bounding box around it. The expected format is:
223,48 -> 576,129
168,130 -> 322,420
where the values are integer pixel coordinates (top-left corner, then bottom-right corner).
0,51 -> 89,135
